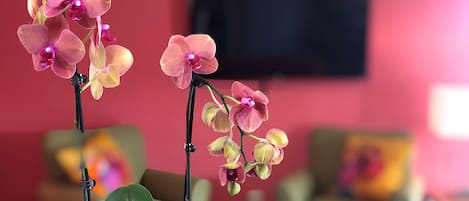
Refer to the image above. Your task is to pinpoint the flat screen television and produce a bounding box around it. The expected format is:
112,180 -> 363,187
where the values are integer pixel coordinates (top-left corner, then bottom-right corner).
191,0 -> 369,79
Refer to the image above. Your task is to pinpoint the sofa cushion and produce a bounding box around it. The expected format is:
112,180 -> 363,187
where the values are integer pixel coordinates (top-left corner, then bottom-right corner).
56,129 -> 133,198
339,134 -> 412,200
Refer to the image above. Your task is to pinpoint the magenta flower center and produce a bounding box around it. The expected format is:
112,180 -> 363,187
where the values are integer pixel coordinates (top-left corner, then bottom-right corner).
68,0 -> 86,21
39,45 -> 56,67
241,97 -> 256,108
101,24 -> 117,42
226,169 -> 239,182
185,53 -> 201,70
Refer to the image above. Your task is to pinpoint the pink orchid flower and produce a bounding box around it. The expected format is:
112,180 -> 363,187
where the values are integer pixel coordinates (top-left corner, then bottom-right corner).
218,162 -> 245,195
88,41 -> 133,100
160,34 -> 218,89
17,16 -> 85,79
230,81 -> 269,133
45,0 -> 111,27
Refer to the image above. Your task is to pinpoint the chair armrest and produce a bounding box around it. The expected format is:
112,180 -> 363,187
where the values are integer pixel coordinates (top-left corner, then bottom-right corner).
139,169 -> 212,201
276,169 -> 314,201
390,175 -> 425,201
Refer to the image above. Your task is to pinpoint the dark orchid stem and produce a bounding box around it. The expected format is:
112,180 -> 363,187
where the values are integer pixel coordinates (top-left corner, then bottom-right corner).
183,73 -> 203,201
195,75 -> 249,165
72,71 -> 95,201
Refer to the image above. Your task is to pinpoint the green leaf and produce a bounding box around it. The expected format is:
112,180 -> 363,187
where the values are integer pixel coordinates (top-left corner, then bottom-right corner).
105,184 -> 153,201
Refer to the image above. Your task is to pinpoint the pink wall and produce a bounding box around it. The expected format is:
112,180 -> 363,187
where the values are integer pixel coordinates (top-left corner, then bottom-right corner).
1,0 -> 469,201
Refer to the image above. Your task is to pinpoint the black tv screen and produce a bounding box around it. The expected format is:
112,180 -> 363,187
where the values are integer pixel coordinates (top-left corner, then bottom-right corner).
191,0 -> 369,79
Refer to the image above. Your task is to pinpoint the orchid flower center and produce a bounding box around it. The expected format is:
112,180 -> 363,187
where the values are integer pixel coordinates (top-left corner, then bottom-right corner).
241,97 -> 256,108
185,53 -> 201,70
39,45 -> 56,67
68,0 -> 86,21
226,169 -> 239,182
101,24 -> 116,42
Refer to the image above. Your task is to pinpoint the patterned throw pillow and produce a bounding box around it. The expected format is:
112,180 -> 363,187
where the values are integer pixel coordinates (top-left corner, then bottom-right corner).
55,130 -> 133,199
338,134 -> 412,201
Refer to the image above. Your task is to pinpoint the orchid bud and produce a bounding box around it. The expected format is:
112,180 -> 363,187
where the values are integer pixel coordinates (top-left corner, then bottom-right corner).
227,182 -> 241,195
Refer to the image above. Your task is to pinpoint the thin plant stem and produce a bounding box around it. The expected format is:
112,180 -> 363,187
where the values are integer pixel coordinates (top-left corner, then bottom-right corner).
245,133 -> 264,141
205,85 -> 234,138
184,77 -> 197,201
198,75 -> 249,165
82,28 -> 95,44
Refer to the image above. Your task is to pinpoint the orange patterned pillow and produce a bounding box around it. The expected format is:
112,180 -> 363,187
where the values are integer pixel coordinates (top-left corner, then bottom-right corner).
56,130 -> 133,199
341,134 -> 412,201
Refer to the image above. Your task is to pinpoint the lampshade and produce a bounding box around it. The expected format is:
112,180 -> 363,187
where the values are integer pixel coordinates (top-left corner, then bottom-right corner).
429,84 -> 469,139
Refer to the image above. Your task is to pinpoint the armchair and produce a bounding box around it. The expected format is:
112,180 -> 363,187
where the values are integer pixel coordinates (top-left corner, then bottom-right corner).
276,128 -> 424,201
36,125 -> 212,201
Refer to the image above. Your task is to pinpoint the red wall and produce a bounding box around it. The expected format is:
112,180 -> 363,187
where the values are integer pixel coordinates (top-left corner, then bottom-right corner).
1,0 -> 469,201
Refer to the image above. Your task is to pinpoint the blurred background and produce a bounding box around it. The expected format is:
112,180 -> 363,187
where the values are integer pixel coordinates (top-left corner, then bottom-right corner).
1,0 -> 469,201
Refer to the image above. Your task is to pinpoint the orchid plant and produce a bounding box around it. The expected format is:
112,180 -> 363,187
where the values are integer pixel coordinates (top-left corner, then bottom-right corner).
17,1 -> 137,201
160,34 -> 289,196
18,0 -> 133,100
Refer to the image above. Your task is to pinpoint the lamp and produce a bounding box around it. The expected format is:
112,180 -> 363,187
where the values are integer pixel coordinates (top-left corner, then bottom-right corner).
429,84 -> 469,139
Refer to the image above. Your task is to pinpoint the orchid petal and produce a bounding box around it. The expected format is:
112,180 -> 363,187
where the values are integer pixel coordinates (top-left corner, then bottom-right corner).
32,54 -> 49,71
207,136 -> 229,156
44,0 -> 69,17
212,108 -> 231,133
253,90 -> 269,105
194,58 -> 218,75
224,140 -> 240,163
89,40 -> 106,69
218,167 -> 228,186
32,7 -> 47,24
168,35 -> 189,53
271,149 -> 284,165
255,164 -> 272,180
106,45 -> 133,76
27,0 -> 41,18
185,34 -> 216,59
82,0 -> 111,18
202,102 -> 218,125
97,65 -> 120,88
266,129 -> 289,148
231,81 -> 255,100
74,15 -> 96,28
253,142 -> 275,164
91,81 -> 104,100
45,15 -> 69,43
17,24 -> 48,54
234,107 -> 263,133
255,104 -> 269,121
54,30 -> 85,64
172,67 -> 192,89
160,43 -> 186,77
51,56 -> 76,78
